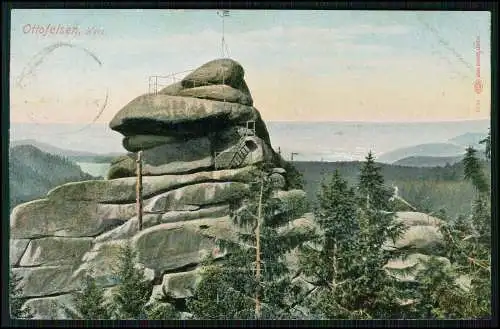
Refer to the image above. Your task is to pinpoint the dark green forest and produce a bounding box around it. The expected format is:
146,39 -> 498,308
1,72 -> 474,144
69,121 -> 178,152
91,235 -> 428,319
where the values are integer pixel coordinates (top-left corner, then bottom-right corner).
294,158 -> 491,220
9,145 -> 98,211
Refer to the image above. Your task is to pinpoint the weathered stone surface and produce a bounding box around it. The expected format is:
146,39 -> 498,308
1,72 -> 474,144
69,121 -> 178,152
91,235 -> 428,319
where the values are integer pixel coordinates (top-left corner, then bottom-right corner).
122,134 -> 180,152
22,294 -> 77,320
178,84 -> 253,106
131,217 -> 235,273
386,225 -> 444,254
19,237 -> 93,267
10,199 -> 136,239
278,212 -> 317,236
181,58 -> 245,90
160,269 -> 201,298
13,266 -> 81,297
456,274 -> 472,291
158,81 -> 185,96
95,205 -> 231,243
10,239 -> 30,266
52,166 -> 258,203
148,284 -> 165,304
211,126 -> 272,157
108,137 -> 213,178
76,239 -> 155,287
145,182 -> 249,213
272,167 -> 287,175
395,211 -> 443,227
384,253 -> 451,282
269,173 -> 286,190
113,155 -> 209,180
214,136 -> 276,170
109,94 -> 259,137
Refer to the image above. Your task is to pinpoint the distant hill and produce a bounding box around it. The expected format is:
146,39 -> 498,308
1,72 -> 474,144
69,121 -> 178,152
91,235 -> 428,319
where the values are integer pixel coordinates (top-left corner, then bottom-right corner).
9,145 -> 99,211
448,132 -> 487,148
393,155 -> 464,167
377,143 -> 467,164
10,139 -> 122,163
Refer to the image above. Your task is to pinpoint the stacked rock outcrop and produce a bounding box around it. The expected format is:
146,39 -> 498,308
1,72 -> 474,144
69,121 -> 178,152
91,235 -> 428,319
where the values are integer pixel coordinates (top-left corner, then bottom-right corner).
9,58 -> 310,319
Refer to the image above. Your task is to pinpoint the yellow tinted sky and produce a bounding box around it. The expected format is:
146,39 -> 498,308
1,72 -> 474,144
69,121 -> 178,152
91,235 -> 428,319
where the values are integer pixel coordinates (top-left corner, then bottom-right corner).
10,10 -> 491,123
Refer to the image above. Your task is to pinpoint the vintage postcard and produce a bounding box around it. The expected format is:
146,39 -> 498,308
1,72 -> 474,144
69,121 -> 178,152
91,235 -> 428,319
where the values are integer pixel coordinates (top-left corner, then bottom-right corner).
7,8 -> 492,321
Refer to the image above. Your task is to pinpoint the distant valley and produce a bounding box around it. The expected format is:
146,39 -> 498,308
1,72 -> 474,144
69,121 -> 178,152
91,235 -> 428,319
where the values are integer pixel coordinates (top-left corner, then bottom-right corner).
9,145 -> 101,211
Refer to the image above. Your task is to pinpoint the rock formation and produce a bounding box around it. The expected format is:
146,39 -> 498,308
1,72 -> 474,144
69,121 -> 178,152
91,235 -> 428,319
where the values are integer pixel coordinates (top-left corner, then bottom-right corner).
9,58 -> 310,319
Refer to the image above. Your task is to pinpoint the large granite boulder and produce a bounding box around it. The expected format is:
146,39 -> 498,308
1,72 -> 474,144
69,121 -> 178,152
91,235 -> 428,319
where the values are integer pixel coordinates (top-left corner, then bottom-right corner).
9,58 -> 305,320
178,85 -> 253,106
109,94 -> 260,137
181,58 -> 245,90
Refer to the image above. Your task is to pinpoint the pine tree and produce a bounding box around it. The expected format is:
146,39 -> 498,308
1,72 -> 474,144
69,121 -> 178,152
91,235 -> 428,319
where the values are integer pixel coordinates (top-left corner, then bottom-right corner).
145,292 -> 181,320
110,243 -> 152,319
298,169 -> 409,319
65,273 -> 110,319
412,256 -> 469,319
463,146 -> 489,195
358,151 -> 393,211
10,270 -> 33,319
429,146 -> 492,319
188,164 -> 312,319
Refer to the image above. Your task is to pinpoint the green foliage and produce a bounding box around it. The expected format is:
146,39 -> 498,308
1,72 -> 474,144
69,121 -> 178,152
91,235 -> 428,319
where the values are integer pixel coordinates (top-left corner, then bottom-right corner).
357,151 -> 393,211
64,244 -> 180,320
293,160 -> 488,220
463,146 -> 489,194
145,293 -> 181,320
9,144 -> 97,211
65,273 -> 110,319
9,270 -> 33,319
426,149 -> 492,319
189,165 -> 313,319
410,256 -> 469,319
109,243 -> 153,319
282,160 -> 305,190
187,259 -> 255,319
298,167 -> 409,319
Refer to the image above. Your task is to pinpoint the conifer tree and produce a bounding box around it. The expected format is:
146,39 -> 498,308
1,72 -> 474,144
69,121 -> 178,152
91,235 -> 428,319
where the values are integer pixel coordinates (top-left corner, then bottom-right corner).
145,293 -> 181,320
357,151 -> 393,211
428,145 -> 492,319
298,169 -> 409,319
188,164 -> 312,319
110,243 -> 152,319
463,146 -> 489,195
411,256 -> 469,319
10,270 -> 33,319
65,272 -> 110,319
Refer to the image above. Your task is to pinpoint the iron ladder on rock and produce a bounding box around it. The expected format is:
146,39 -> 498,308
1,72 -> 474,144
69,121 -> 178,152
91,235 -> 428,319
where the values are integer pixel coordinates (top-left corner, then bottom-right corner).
214,121 -> 256,169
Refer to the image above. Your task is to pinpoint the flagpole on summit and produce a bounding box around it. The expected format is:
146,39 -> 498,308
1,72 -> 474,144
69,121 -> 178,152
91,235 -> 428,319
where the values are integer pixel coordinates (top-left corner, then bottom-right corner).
217,10 -> 230,58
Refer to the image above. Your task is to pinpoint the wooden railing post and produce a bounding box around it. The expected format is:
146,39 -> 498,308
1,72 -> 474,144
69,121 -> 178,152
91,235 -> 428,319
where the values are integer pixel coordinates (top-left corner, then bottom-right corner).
136,151 -> 143,231
255,173 -> 264,319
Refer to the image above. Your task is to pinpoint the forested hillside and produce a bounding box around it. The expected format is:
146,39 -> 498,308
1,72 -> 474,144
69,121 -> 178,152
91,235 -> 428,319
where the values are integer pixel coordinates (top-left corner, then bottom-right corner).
293,159 -> 491,219
9,145 -> 97,211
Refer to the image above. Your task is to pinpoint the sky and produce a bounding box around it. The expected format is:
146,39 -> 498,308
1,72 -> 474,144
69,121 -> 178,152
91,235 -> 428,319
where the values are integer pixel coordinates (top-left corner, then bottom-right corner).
9,9 -> 491,124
